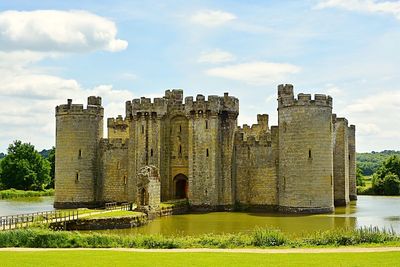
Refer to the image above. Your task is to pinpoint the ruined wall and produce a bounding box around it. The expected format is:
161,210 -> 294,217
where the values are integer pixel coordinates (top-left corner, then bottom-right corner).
234,119 -> 279,208
54,96 -> 103,208
99,139 -> 129,203
278,84 -> 334,213
348,125 -> 357,200
333,116 -> 350,206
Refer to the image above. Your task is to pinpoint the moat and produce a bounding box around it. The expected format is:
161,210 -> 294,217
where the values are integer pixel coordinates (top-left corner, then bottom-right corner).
0,196 -> 399,235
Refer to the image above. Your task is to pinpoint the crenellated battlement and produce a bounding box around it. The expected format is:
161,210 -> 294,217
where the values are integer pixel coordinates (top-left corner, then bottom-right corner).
277,84 -> 332,109
127,96 -> 168,117
235,113 -> 273,147
107,115 -> 129,128
55,97 -> 103,116
184,92 -> 239,114
100,138 -> 129,150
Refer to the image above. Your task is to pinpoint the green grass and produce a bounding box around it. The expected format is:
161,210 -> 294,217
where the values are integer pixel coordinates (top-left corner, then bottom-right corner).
0,227 -> 398,249
160,199 -> 188,209
82,210 -> 143,219
0,189 -> 54,199
0,251 -> 399,267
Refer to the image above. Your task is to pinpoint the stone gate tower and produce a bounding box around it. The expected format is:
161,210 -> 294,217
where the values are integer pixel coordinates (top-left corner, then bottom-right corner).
277,84 -> 334,213
54,97 -> 104,208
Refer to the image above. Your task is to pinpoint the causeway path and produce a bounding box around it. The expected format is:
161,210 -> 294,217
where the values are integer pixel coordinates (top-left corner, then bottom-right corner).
0,247 -> 400,253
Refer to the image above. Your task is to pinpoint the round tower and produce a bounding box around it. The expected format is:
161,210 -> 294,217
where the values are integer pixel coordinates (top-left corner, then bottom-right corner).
54,96 -> 103,208
277,84 -> 334,213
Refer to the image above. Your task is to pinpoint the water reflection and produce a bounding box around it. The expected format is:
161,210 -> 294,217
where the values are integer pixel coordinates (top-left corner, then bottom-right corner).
0,196 -> 54,216
97,196 -> 399,236
0,195 -> 398,236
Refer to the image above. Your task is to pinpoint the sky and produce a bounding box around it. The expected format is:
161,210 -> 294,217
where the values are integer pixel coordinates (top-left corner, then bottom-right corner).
0,0 -> 399,153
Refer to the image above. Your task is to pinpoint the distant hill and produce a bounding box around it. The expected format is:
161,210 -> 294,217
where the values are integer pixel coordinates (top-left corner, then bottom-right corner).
357,150 -> 400,176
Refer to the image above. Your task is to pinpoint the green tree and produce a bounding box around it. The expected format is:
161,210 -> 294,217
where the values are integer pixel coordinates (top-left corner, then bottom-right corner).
356,167 -> 365,186
0,141 -> 51,190
47,147 -> 55,188
372,155 -> 400,195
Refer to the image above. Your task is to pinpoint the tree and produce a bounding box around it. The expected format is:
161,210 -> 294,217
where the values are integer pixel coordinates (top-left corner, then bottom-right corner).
356,167 -> 365,186
372,155 -> 400,195
0,141 -> 51,190
47,147 -> 55,188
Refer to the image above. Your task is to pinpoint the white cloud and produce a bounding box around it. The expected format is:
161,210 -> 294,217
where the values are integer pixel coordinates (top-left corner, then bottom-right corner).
0,71 -> 134,151
198,49 -> 236,64
205,61 -> 301,85
323,84 -> 344,97
190,10 -> 236,27
0,10 -> 128,53
342,90 -> 400,151
316,0 -> 400,20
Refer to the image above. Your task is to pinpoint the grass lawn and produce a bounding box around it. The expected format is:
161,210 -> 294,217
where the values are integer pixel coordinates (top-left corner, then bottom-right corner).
0,189 -> 54,199
82,210 -> 142,219
0,251 -> 399,267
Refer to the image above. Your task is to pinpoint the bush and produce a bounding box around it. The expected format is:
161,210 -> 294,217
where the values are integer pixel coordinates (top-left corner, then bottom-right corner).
251,227 -> 288,247
372,156 -> 400,195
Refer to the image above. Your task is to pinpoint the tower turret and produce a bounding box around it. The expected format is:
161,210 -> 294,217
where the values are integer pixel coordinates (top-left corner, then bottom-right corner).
54,96 -> 103,208
277,84 -> 334,213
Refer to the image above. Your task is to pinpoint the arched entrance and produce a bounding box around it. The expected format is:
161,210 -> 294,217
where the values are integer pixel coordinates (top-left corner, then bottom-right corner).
140,188 -> 148,206
174,174 -> 188,199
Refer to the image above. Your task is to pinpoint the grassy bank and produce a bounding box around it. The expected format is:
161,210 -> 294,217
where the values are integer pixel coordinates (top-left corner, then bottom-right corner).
82,211 -> 143,220
0,227 -> 398,249
1,251 -> 400,267
0,189 -> 54,199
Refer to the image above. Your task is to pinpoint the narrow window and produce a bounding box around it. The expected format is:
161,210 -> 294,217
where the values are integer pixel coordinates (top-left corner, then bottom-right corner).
206,148 -> 209,157
247,146 -> 251,159
205,120 -> 208,129
75,172 -> 79,182
124,176 -> 127,185
78,149 -> 82,158
309,149 -> 312,159
151,149 -> 154,157
179,145 -> 182,154
141,125 -> 144,134
349,154 -> 351,161
179,125 -> 182,133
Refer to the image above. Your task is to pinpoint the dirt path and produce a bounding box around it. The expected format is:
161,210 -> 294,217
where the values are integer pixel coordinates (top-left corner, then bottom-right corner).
0,247 -> 399,253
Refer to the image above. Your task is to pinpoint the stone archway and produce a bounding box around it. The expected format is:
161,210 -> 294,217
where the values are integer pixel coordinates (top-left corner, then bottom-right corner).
174,174 -> 188,199
140,187 -> 148,206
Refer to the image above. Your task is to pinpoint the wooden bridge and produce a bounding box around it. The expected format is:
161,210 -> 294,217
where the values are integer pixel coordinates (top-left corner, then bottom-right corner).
0,210 -> 79,231
0,202 -> 134,231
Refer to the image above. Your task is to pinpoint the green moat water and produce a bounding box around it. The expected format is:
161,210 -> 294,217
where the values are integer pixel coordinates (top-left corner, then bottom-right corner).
99,196 -> 400,236
0,196 -> 399,235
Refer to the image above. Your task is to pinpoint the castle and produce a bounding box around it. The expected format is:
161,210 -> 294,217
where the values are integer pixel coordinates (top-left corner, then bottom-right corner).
54,84 -> 357,213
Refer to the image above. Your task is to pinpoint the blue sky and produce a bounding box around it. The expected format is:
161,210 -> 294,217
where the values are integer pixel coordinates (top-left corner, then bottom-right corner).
0,0 -> 400,152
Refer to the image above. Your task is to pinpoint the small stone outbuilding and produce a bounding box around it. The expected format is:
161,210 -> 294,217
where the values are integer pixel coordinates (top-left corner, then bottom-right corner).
136,165 -> 161,211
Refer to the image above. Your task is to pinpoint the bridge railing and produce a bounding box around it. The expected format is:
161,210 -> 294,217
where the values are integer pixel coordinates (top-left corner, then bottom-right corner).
0,210 -> 79,231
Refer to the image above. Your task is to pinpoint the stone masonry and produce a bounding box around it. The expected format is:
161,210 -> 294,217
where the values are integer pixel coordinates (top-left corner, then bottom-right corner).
54,84 -> 357,213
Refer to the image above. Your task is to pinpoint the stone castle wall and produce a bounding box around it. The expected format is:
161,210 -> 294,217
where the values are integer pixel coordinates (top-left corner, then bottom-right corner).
234,124 -> 279,208
54,84 -> 356,213
277,85 -> 334,213
54,97 -> 103,208
348,125 -> 357,200
99,138 -> 129,203
333,116 -> 350,206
